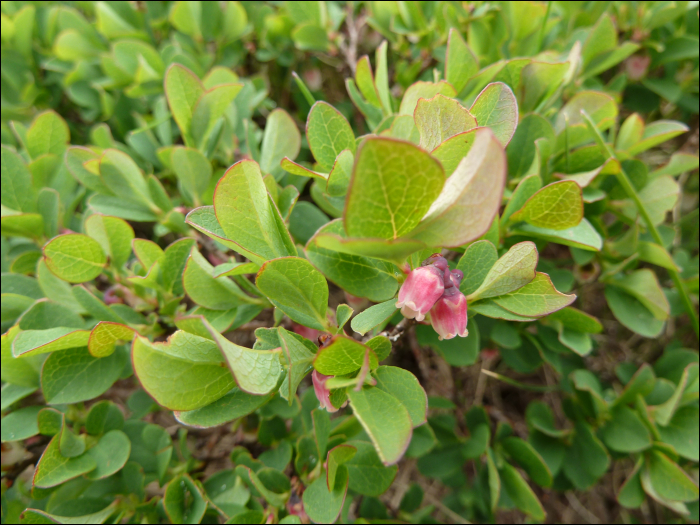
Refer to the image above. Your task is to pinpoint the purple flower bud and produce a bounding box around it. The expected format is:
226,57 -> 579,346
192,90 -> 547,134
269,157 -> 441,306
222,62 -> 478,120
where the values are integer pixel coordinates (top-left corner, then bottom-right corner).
396,264 -> 445,322
312,370 -> 340,413
429,285 -> 468,341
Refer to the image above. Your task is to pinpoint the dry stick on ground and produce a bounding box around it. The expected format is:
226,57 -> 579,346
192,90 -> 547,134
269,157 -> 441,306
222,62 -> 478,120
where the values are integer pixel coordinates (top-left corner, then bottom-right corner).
565,491 -> 602,524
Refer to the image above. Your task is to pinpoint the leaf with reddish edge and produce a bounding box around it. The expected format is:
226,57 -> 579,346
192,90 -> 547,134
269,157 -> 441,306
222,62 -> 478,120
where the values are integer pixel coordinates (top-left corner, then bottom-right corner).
344,137 -> 444,240
469,82 -> 518,147
414,94 -> 477,152
467,241 -> 539,301
493,273 -> 576,318
510,180 -> 584,231
431,128 -> 479,177
280,157 -> 327,180
347,385 -> 413,466
88,322 -> 135,357
213,160 -> 295,264
313,232 -> 426,265
407,127 -> 506,248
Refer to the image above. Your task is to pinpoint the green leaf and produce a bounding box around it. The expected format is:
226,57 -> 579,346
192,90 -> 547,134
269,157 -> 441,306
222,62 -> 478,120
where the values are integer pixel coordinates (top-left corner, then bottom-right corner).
499,462 -> 546,521
84,214 -> 134,269
171,147 -> 212,206
12,328 -> 90,358
325,149 -> 354,197
302,465 -> 348,524
626,121 -> 689,157
307,102 -> 356,172
26,111 -> 70,159
509,218 -> 603,251
205,320 -> 282,396
486,448 -> 500,512
612,363 -> 656,408
658,406 -> 699,461
164,64 -> 204,145
212,262 -> 260,278
462,423 -> 490,459
445,28 -> 478,95
468,241 -> 538,301
653,363 -> 696,426
605,286 -> 664,338
456,242 -> 496,297
18,299 -> 84,331
545,307 -> 603,334
132,332 -> 235,410
350,299 -> 398,335
618,460 -> 646,509
407,127 -> 506,247
306,221 -> 398,302
260,109 -> 301,177
292,23 -> 330,52
506,114 -> 555,179
345,440 -> 397,496
43,234 -> 106,283
373,366 -> 427,427
2,146 -> 37,213
414,95 -> 477,152
645,450 -> 699,503
312,233 -> 426,265
414,319 -> 480,366
85,430 -> 130,479
99,149 -> 156,210
164,474 -> 207,525
355,55 -> 382,108
191,83 -> 242,148
256,256 -> 329,331
345,137 -> 444,240
501,437 -> 553,487
32,430 -> 96,488
501,176 -> 541,227
327,444 -> 356,492
1,405 -> 42,442
430,129 -> 478,177
88,322 -> 135,358
347,386 -> 413,466
314,336 -> 377,375
621,175 -> 679,226
562,421 -> 610,490
510,181 -> 583,230
183,249 -> 252,311
1,384 -> 37,411
398,81 -> 456,115
555,91 -> 618,150
609,269 -> 669,321
335,304 -> 353,332
175,388 -> 275,428
600,406 -> 652,453
491,272 -> 576,318
213,160 -> 295,264
469,82 -> 518,147
650,152 -> 699,179
278,327 -> 315,402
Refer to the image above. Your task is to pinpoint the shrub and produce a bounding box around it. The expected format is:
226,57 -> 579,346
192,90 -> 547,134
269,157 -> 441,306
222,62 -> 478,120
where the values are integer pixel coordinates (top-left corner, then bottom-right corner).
1,1 -> 698,523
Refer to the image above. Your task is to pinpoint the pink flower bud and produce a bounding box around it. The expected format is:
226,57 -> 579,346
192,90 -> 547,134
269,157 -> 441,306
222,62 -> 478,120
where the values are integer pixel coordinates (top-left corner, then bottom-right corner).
430,286 -> 468,341
396,264 -> 445,322
312,370 -> 340,413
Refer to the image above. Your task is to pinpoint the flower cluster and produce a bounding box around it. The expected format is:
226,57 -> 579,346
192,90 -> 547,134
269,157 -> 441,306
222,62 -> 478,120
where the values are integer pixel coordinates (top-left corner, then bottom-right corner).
396,254 -> 468,340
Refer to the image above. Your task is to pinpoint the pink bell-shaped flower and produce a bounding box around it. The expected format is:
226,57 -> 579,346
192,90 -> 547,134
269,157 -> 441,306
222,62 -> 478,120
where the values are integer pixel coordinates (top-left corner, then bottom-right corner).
430,269 -> 468,340
396,254 -> 448,321
312,370 -> 340,413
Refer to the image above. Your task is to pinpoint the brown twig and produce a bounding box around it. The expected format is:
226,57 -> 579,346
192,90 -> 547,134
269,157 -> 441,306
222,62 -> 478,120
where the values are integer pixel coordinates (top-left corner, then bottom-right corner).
338,7 -> 365,74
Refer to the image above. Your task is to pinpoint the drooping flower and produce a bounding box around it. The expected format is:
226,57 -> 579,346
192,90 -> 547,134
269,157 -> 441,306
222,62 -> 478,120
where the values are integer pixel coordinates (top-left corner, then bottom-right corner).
396,254 -> 448,321
430,269 -> 468,340
312,370 -> 340,413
